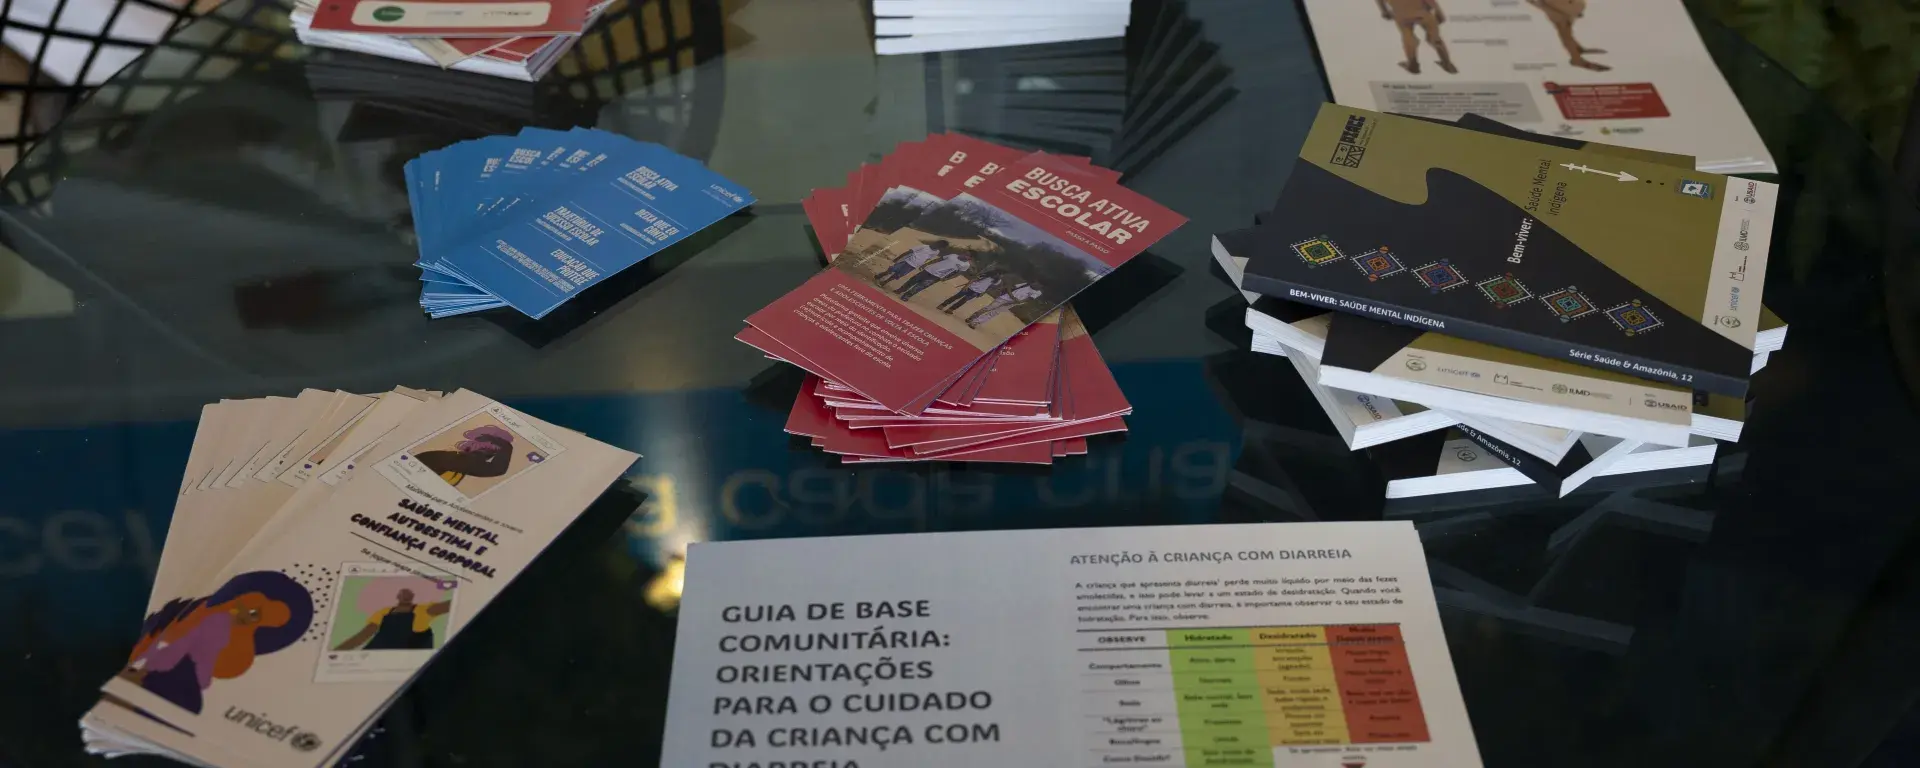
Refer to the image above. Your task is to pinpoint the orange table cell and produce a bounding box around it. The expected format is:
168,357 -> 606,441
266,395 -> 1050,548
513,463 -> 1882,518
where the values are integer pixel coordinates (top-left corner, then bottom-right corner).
1326,624 -> 1431,744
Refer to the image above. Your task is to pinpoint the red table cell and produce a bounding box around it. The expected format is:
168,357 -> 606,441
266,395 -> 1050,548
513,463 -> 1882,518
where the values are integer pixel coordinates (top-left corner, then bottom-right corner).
1327,624 -> 1431,744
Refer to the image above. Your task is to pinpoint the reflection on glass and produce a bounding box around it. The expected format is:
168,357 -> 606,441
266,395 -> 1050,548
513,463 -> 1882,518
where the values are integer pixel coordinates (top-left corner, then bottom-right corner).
644,555 -> 685,612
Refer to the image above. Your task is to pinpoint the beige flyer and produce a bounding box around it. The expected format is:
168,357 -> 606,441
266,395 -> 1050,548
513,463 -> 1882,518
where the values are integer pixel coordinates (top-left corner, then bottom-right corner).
663,521 -> 1483,766
92,390 -> 638,768
1302,0 -> 1774,173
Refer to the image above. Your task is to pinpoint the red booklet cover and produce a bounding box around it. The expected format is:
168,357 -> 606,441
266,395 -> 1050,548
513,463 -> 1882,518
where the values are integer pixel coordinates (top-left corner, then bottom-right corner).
972,309 -> 1062,404
746,153 -> 1184,413
308,0 -> 596,37
1056,306 -> 1130,420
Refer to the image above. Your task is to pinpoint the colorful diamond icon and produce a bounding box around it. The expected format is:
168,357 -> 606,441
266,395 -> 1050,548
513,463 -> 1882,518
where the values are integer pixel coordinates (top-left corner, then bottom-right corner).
1412,259 -> 1468,292
1352,248 -> 1405,281
1538,287 -> 1598,322
1475,273 -> 1532,307
1290,236 -> 1348,267
1605,300 -> 1664,336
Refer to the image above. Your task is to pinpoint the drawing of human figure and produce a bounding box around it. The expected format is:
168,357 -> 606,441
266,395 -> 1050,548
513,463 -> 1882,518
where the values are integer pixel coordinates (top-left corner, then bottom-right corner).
1527,0 -> 1608,71
332,588 -> 452,651
413,424 -> 513,487
119,571 -> 313,714
874,240 -> 949,286
966,282 -> 1043,328
937,272 -> 1002,313
896,251 -> 972,301
1377,0 -> 1456,74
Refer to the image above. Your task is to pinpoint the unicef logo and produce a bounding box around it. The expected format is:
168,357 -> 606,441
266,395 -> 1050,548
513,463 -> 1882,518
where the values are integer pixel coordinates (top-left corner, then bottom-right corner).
1405,359 -> 1427,372
291,732 -> 322,752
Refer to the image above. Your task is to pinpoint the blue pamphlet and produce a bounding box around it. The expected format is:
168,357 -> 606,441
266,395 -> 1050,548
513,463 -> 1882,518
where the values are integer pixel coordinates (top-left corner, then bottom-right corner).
405,127 -> 753,319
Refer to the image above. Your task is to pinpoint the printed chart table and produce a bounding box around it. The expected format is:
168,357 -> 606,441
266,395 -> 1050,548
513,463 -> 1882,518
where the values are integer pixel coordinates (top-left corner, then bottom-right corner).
1080,625 -> 1430,766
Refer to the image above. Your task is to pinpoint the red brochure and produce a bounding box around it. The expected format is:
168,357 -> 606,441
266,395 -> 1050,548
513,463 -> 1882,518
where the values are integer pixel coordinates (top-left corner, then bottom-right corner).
783,380 -> 835,438
745,152 -> 1184,414
812,405 -> 1054,464
908,417 -> 1114,458
1057,306 -> 1131,420
895,416 -> 1126,454
972,309 -> 1063,404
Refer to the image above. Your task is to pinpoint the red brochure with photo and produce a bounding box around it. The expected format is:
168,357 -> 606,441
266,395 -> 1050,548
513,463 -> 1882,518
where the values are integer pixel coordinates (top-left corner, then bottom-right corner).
1057,306 -> 1131,420
783,379 -> 835,438
810,401 -> 1055,464
745,153 -> 1184,414
308,0 -> 597,37
911,416 -> 1126,456
972,309 -> 1062,404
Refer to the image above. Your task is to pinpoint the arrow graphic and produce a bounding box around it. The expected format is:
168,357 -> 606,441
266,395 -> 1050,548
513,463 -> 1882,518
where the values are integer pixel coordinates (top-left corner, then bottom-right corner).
1560,162 -> 1638,182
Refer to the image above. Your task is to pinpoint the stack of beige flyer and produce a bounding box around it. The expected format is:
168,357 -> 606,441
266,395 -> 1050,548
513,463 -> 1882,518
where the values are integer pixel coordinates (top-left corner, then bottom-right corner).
78,388 -> 638,766
1300,0 -> 1776,173
662,521 -> 1485,766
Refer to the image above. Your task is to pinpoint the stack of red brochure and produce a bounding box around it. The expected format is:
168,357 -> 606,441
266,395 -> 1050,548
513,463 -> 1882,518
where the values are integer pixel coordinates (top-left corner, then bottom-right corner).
738,134 -> 1186,464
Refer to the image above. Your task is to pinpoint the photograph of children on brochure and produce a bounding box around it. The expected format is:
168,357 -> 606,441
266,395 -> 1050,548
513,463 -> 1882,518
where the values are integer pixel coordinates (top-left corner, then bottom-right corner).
835,189 -> 1110,351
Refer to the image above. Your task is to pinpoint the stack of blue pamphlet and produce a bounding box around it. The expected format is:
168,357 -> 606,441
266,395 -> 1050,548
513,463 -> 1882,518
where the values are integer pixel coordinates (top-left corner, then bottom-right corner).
406,127 -> 754,318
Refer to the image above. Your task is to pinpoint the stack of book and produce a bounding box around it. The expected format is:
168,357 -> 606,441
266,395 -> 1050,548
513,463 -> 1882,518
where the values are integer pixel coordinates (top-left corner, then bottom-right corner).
292,0 -> 609,81
747,133 -> 1186,464
79,389 -> 639,765
1216,105 -> 1782,498
872,0 -> 1130,55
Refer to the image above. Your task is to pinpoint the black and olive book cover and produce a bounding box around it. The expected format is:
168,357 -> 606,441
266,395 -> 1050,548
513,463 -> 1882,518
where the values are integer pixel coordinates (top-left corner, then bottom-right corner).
1245,104 -> 1777,396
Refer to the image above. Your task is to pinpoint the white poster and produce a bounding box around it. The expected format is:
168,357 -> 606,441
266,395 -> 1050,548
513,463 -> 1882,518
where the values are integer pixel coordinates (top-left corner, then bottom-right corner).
1302,0 -> 1774,173
663,522 -> 1483,767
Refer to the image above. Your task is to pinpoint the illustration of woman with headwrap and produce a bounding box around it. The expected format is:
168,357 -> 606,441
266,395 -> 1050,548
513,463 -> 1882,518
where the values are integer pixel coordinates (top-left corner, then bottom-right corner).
414,424 -> 515,487
119,571 -> 313,714
332,586 -> 452,651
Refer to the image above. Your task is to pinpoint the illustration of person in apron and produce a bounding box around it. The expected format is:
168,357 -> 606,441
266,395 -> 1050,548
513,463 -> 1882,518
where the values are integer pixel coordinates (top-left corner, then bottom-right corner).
333,588 -> 452,651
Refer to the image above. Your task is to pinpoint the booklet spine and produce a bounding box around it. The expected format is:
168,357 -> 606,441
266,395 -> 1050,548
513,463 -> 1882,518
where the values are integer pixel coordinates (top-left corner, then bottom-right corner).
1239,272 -> 1749,397
1454,423 -> 1577,495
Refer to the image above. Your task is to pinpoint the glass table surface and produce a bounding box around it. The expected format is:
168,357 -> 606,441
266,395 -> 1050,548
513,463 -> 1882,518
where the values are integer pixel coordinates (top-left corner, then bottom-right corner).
3,1 -> 1920,766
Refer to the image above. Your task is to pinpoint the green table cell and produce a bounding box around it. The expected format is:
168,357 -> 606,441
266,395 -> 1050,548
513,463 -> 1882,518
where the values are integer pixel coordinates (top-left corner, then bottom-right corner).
1180,713 -> 1266,731
1174,670 -> 1265,688
1176,690 -> 1268,716
1184,745 -> 1275,767
1167,628 -> 1253,648
1171,647 -> 1256,673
